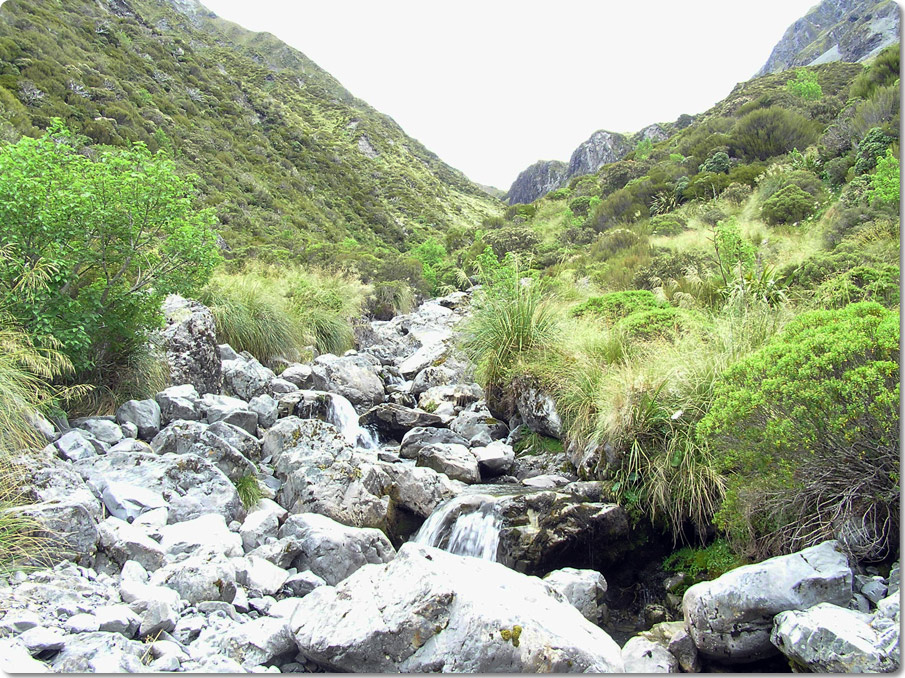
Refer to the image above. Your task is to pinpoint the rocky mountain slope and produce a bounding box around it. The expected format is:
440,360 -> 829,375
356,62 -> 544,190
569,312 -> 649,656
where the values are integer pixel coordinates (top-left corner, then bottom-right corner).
756,0 -> 900,76
507,124 -> 670,205
0,0 -> 501,262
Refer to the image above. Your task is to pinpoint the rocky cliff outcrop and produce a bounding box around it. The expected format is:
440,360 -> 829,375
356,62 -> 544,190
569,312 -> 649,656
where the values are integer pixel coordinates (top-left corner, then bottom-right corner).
566,130 -> 631,179
507,160 -> 569,206
756,0 -> 900,76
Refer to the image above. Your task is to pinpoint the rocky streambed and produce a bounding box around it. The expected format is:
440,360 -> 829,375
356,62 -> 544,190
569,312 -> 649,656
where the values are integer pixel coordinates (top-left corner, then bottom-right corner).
0,291 -> 899,673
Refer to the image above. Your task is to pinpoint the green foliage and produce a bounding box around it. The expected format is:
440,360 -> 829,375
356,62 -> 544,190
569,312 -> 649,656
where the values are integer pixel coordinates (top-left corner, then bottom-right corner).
853,127 -> 893,175
634,137 -> 653,161
460,263 -> 559,393
615,306 -> 700,342
785,68 -> 822,101
0,123 -> 220,386
867,149 -> 899,207
760,184 -> 819,225
850,45 -> 900,100
815,265 -> 900,309
729,107 -> 820,161
649,213 -> 688,236
662,539 -> 744,581
571,290 -> 666,322
712,219 -> 756,283
698,151 -> 730,174
234,474 -> 263,510
483,227 -> 541,259
410,238 -> 448,295
568,195 -> 594,217
365,281 -> 415,320
698,302 -> 900,559
547,188 -> 571,201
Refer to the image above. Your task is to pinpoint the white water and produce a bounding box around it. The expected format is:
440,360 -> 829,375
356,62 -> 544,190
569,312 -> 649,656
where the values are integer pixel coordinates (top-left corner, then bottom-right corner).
327,394 -> 380,450
414,493 -> 502,561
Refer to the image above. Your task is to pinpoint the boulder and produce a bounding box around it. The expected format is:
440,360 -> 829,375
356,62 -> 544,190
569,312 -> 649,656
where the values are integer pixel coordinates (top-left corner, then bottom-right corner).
72,417 -> 124,446
201,393 -> 258,435
207,420 -> 262,461
377,463 -> 463,520
543,567 -> 607,624
16,453 -> 103,521
449,410 -> 508,446
149,551 -> 238,605
415,443 -> 480,484
418,383 -> 483,414
621,636 -> 680,673
0,638 -> 50,673
311,353 -> 384,411
280,363 -> 314,388
240,499 -> 287,552
771,602 -> 899,672
94,604 -> 141,637
101,481 -> 169,523
682,540 -> 853,663
161,294 -> 222,396
115,399 -> 162,441
222,355 -> 276,401
51,632 -> 145,673
191,616 -> 296,670
278,512 -> 396,586
45,429 -> 98,462
97,516 -> 166,571
639,621 -> 700,673
280,571 -> 326,599
157,513 -> 243,558
154,384 -> 201,424
411,365 -> 456,397
248,394 -> 279,429
12,500 -> 98,567
266,418 -> 389,531
75,450 -> 244,524
235,555 -> 290,596
399,426 -> 470,459
473,441 -> 516,477
516,384 -> 563,439
359,403 -> 445,440
292,543 -> 624,672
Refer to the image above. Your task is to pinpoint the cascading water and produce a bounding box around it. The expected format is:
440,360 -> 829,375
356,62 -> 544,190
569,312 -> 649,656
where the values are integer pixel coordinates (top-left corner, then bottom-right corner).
326,394 -> 380,450
414,493 -> 503,561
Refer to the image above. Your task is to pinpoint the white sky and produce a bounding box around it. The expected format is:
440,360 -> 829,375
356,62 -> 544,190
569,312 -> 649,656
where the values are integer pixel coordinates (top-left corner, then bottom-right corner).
201,0 -> 818,189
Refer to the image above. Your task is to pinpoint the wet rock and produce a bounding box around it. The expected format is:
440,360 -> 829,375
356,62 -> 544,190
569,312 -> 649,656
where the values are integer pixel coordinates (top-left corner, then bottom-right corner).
543,567 -> 607,624
311,353 -> 385,411
415,442 -> 480,484
377,462 -> 463,520
399,426 -> 470,459
278,512 -> 396,586
473,441 -> 515,477
359,403 -> 445,440
622,636 -> 679,673
161,295 -> 222,396
292,543 -> 624,672
682,540 -> 853,663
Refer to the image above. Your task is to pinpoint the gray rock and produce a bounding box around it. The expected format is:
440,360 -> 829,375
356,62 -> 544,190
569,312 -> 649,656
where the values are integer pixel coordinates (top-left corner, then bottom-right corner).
64,613 -> 100,634
639,622 -> 700,673
139,599 -> 179,637
399,426 -> 469,459
622,636 -> 679,673
278,512 -> 396,586
507,159 -> 569,206
192,616 -> 295,670
449,410 -> 508,445
101,480 -> 169,523
418,383 -> 483,414
97,517 -> 166,571
359,403 -> 445,440
247,537 -> 303,569
119,580 -> 181,611
516,385 -> 563,439
0,610 -> 42,633
19,626 -> 66,654
95,604 -> 141,637
158,513 -> 243,558
11,500 -> 99,567
292,543 -> 624,672
473,441 -> 515,477
17,453 -> 103,521
235,555 -> 290,596
222,356 -> 276,401
161,295 -> 222,396
411,365 -> 456,397
771,602 -> 898,672
115,399 -> 162,441
279,363 -> 314,388
683,540 -> 853,662
857,574 -> 888,604
0,637 -> 50,672
51,631 -> 145,672
120,559 -> 150,584
155,384 -> 201,424
240,499 -> 287,552
268,377 -> 298,395
543,567 -> 607,624
149,551 -> 238,605
849,592 -> 872,612
415,442 -> 480,484
46,429 -> 98,462
377,462 -> 463,519
313,353 -> 385,411
280,571 -> 326,598
207,420 -> 262,459
120,421 -> 139,439
521,474 -> 572,488
73,417 -> 124,446
75,450 -> 243,524
248,394 -> 279,429
219,343 -> 241,361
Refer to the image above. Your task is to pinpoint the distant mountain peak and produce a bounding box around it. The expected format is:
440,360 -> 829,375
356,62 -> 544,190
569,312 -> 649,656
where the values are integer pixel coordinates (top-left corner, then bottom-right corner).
756,0 -> 900,76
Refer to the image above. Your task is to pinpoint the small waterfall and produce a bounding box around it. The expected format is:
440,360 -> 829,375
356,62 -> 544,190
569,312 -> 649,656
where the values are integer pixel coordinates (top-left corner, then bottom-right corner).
327,395 -> 379,450
414,493 -> 502,561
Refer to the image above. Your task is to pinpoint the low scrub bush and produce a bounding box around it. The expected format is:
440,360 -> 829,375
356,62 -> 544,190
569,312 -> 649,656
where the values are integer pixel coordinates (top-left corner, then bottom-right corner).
785,68 -> 822,101
814,264 -> 899,309
699,302 -> 900,560
365,281 -> 415,320
729,107 -> 821,161
649,214 -> 688,236
849,45 -> 900,100
760,184 -> 820,224
615,306 -> 702,342
571,290 -> 666,322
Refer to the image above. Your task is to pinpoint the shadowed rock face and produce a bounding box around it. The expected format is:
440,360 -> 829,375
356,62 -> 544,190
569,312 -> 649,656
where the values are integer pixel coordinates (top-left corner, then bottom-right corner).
507,159 -> 569,205
756,0 -> 900,76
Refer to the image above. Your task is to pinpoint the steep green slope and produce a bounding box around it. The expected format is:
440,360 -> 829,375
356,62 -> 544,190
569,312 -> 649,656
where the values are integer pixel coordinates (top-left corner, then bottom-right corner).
0,0 -> 501,264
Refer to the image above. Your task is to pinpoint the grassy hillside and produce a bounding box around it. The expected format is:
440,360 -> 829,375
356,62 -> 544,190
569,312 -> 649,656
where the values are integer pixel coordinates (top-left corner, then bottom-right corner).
0,0 -> 501,269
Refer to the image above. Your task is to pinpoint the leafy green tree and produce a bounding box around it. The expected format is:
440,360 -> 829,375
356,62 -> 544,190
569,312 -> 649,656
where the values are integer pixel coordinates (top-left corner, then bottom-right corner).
634,138 -> 653,160
0,123 -> 220,380
867,148 -> 899,206
785,68 -> 823,100
409,237 -> 448,295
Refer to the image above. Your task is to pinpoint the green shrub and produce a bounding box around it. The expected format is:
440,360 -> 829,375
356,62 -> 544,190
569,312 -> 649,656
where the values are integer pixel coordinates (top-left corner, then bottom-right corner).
785,68 -> 822,101
850,45 -> 900,100
571,290 -> 666,321
633,251 -> 712,290
615,306 -> 700,342
699,302 -> 900,559
0,123 -> 220,384
822,154 -> 855,188
366,281 -> 415,320
663,538 -> 745,583
760,184 -> 820,225
867,148 -> 900,207
815,265 -> 899,309
483,227 -> 541,259
698,151 -> 730,174
712,218 -> 756,282
719,182 -> 752,206
547,188 -> 571,201
649,213 -> 688,236
568,195 -> 594,217
590,228 -> 645,260
729,107 -> 821,161
853,127 -> 893,175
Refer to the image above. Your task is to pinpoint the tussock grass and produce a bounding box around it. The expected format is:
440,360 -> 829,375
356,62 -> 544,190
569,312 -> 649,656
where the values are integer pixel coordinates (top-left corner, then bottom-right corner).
234,474 -> 263,510
200,264 -> 367,362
